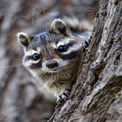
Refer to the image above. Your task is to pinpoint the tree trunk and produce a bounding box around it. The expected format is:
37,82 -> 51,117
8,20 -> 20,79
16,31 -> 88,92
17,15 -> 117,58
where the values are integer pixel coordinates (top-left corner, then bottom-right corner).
49,0 -> 122,122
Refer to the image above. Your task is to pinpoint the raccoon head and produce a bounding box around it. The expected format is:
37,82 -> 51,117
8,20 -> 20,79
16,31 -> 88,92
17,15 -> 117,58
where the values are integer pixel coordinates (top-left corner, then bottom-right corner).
17,19 -> 83,73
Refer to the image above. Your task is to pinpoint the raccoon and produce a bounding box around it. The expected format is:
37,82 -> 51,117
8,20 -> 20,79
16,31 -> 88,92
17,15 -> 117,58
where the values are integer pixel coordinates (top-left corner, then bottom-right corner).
17,18 -> 92,104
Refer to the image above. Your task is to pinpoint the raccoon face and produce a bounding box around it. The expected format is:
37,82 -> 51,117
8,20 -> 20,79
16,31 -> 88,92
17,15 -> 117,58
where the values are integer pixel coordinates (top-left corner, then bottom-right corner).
17,19 -> 83,73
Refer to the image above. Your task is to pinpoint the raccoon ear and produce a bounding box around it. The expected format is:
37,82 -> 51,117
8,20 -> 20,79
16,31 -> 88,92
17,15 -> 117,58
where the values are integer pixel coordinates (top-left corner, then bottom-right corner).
50,19 -> 71,36
17,32 -> 31,47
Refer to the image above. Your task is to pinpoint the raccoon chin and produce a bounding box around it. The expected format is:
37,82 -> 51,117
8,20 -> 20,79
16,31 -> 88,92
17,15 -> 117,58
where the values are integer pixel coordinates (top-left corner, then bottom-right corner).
43,68 -> 64,73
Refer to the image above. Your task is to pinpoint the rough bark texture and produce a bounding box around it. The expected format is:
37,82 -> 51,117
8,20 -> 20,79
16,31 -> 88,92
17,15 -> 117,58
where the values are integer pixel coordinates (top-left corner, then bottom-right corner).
0,0 -> 98,122
49,0 -> 122,122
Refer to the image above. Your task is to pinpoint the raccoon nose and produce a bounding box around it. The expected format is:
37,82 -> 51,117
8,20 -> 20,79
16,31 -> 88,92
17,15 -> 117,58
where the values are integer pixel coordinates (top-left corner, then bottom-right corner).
46,61 -> 58,69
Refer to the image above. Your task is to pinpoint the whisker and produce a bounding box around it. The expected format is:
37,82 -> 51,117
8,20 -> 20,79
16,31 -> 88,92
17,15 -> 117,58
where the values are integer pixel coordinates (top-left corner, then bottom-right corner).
0,63 -> 23,69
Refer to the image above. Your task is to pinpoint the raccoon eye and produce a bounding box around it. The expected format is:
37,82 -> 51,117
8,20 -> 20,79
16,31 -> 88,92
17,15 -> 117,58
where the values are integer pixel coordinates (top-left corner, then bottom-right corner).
58,45 -> 67,52
32,53 -> 40,61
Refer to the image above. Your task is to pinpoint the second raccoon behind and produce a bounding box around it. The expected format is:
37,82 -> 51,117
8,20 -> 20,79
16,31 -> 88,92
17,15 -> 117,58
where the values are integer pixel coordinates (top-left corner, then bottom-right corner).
17,18 -> 92,104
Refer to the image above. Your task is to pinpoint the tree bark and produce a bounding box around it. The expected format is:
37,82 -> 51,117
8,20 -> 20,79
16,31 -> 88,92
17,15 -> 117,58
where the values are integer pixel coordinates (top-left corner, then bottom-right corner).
49,0 -> 122,122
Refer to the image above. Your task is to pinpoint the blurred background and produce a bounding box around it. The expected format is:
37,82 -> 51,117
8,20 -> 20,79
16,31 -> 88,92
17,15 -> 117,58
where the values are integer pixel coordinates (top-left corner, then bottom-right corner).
0,0 -> 98,122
